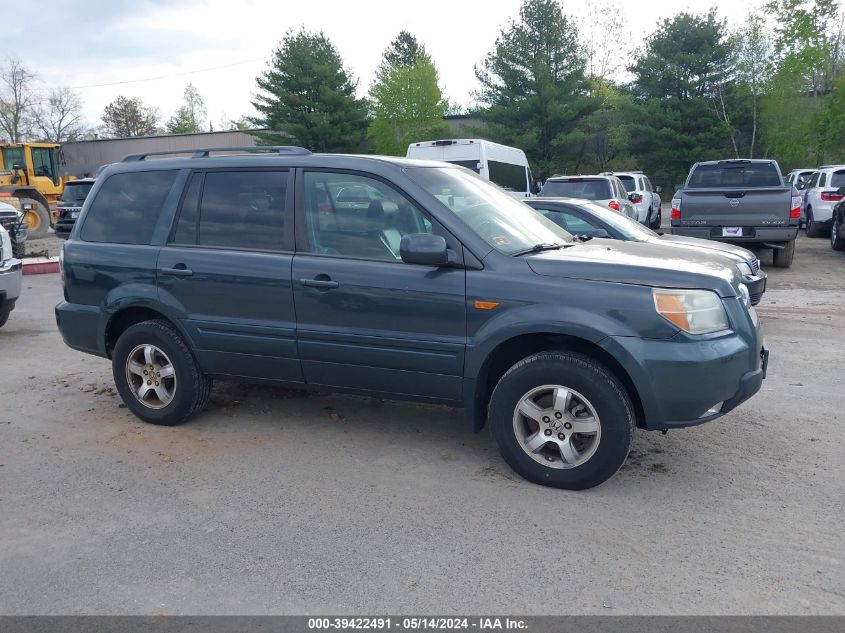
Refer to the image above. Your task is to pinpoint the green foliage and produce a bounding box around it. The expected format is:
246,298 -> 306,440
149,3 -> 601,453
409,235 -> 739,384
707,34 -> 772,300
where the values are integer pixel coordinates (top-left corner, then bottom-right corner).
166,84 -> 207,134
474,0 -> 592,178
251,29 -> 369,152
368,46 -> 448,156
627,11 -> 735,184
102,95 -> 159,138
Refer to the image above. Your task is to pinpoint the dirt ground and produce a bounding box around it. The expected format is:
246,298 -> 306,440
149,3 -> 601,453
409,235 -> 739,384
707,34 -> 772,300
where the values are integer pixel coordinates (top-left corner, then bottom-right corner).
0,230 -> 843,615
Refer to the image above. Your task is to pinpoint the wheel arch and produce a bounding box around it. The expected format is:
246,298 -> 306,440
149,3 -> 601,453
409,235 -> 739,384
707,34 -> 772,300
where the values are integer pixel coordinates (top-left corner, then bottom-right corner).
468,332 -> 645,433
0,186 -> 51,210
103,305 -> 190,359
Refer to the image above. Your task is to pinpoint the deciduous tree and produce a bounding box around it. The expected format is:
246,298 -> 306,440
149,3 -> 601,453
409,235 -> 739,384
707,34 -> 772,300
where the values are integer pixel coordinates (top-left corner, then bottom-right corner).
368,32 -> 448,155
166,84 -> 207,134
102,96 -> 160,138
0,58 -> 37,142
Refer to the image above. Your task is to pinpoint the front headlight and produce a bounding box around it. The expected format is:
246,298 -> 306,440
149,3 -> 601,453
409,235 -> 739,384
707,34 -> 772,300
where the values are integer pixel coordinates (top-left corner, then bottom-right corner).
738,283 -> 751,308
736,262 -> 753,277
0,227 -> 11,262
653,288 -> 730,334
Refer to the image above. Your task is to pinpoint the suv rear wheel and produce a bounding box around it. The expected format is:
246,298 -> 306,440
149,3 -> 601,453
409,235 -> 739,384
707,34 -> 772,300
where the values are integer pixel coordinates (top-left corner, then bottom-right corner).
649,206 -> 661,230
489,352 -> 634,490
806,207 -> 824,238
832,213 -> 845,251
112,320 -> 212,426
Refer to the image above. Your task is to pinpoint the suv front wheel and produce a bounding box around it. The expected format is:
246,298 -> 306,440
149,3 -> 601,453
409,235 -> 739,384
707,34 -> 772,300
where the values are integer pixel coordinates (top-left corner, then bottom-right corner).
112,320 -> 212,426
489,352 -> 634,490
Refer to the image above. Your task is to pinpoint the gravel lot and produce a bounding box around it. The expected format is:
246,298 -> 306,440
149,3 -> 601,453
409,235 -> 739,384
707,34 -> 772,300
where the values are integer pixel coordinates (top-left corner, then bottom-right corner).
1,231 -> 843,615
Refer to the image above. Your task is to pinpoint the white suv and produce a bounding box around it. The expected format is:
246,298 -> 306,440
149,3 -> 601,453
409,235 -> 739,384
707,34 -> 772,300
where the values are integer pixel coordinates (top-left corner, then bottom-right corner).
802,165 -> 845,237
539,174 -> 636,220
0,224 -> 22,328
602,171 -> 662,228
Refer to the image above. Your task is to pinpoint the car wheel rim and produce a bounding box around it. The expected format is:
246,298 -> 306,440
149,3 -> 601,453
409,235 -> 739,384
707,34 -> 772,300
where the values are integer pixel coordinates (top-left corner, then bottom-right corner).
512,384 -> 601,469
125,344 -> 177,409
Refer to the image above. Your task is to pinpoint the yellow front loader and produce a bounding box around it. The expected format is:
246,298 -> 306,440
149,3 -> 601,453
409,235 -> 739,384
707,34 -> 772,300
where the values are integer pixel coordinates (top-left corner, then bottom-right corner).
0,143 -> 73,238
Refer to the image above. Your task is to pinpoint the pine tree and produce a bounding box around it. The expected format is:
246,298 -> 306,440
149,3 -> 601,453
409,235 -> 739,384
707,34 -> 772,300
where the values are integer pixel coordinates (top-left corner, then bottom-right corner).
251,29 -> 369,152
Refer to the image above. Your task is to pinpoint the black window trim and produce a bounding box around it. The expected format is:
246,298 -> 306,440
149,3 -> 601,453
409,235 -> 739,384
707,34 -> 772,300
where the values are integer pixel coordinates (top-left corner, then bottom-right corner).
166,167 -> 295,254
294,167 -> 466,266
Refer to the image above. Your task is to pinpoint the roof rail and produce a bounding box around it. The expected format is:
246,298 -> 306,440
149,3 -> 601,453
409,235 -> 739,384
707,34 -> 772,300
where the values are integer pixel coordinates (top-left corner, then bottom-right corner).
122,146 -> 311,162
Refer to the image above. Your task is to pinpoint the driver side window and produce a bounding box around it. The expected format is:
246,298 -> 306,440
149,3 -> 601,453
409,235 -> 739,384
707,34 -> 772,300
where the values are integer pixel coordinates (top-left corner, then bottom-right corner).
303,171 -> 432,261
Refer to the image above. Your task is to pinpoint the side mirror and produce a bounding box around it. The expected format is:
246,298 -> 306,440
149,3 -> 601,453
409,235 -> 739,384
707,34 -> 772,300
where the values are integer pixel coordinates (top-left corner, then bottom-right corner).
655,186 -> 663,194
400,233 -> 450,266
534,180 -> 543,195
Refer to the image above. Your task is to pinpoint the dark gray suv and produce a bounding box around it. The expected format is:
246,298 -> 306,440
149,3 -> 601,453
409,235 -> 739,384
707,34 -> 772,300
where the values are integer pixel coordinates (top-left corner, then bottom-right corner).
56,147 -> 768,489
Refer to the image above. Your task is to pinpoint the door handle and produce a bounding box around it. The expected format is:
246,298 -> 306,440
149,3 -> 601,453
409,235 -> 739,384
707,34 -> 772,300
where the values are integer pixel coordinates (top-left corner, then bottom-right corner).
161,265 -> 193,277
299,277 -> 339,289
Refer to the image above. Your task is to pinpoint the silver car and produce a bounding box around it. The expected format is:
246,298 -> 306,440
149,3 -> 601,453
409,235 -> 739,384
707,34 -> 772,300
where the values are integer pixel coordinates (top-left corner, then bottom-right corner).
539,174 -> 636,220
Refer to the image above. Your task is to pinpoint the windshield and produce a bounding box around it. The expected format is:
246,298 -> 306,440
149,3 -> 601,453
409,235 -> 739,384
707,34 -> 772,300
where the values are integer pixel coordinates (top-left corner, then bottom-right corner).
407,167 -> 572,254
540,179 -> 612,199
571,200 -> 659,241
61,182 -> 94,203
687,162 -> 782,188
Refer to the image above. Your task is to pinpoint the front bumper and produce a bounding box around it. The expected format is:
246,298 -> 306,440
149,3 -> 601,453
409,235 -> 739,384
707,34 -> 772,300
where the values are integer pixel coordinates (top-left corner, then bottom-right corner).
0,258 -> 22,301
599,300 -> 765,431
671,224 -> 799,244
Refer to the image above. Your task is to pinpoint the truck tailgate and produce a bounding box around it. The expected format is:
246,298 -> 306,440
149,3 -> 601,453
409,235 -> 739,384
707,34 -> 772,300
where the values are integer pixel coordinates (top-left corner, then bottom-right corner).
679,187 -> 792,227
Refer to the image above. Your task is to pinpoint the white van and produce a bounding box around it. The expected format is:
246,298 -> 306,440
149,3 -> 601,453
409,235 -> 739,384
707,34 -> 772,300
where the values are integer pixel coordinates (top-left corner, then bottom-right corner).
407,139 -> 537,198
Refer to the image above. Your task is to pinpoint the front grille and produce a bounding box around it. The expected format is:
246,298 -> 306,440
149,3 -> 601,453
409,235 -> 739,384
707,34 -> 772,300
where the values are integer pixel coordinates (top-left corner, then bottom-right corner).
750,258 -> 760,274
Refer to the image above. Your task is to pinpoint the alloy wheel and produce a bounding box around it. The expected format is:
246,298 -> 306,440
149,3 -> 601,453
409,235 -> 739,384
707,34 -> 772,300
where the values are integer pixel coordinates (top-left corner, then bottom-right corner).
512,384 -> 601,469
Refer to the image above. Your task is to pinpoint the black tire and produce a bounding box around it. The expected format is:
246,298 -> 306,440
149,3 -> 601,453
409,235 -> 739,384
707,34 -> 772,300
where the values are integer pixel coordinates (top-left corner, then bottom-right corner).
111,319 -> 212,426
772,239 -> 795,268
831,213 -> 845,251
12,240 -> 25,259
0,304 -> 11,328
649,206 -> 661,230
21,199 -> 50,239
488,351 -> 634,490
805,207 -> 825,238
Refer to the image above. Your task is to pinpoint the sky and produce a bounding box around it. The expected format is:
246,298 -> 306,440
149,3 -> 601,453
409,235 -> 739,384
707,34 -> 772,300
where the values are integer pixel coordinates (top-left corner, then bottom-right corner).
6,0 -> 769,132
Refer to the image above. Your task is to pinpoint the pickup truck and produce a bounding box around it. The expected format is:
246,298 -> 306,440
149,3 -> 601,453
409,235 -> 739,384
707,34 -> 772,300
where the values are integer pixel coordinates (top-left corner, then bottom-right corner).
671,159 -> 801,267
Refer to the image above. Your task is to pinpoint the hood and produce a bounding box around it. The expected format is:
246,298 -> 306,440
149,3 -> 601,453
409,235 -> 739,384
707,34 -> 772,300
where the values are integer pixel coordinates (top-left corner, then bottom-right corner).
656,233 -> 755,264
526,238 -> 741,297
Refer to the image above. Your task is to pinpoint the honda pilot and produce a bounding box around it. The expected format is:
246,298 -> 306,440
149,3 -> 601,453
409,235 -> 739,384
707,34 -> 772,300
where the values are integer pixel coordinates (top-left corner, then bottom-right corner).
56,148 -> 768,490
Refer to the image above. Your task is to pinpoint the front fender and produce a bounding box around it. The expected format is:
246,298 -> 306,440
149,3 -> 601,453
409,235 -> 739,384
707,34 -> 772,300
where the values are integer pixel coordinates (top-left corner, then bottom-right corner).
464,279 -> 676,377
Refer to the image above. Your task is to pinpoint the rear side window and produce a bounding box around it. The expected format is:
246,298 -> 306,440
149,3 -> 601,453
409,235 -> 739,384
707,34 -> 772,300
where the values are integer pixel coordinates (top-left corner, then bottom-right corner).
540,179 -> 612,199
198,171 -> 288,250
488,161 -> 527,192
819,173 -> 827,187
446,160 -> 481,173
830,171 -> 845,188
80,170 -> 177,244
687,163 -> 781,188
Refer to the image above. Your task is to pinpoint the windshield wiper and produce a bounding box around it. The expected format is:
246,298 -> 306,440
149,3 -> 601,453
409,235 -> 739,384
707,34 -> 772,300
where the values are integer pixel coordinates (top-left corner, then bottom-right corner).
511,242 -> 569,256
